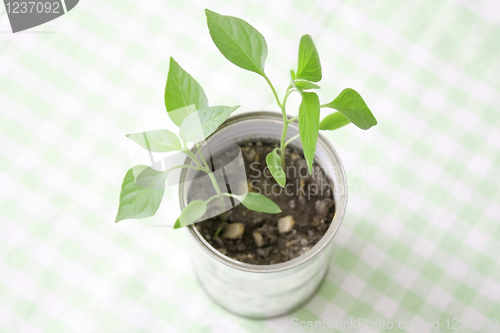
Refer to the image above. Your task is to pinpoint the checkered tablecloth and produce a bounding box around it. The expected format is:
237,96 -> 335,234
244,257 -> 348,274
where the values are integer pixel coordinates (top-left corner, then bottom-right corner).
1,0 -> 499,332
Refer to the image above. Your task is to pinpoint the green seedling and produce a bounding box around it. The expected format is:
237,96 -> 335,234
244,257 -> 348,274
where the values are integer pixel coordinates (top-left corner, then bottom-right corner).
116,8 -> 378,228
115,56 -> 281,228
205,9 -> 378,185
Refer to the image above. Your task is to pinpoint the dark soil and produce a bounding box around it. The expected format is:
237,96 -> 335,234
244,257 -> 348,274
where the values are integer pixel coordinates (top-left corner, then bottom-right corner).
189,140 -> 335,265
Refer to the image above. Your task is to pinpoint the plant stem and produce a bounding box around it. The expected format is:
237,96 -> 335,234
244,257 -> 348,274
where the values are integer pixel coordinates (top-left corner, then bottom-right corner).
183,144 -> 226,217
263,74 -> 283,109
196,143 -> 226,217
284,134 -> 300,146
184,144 -> 228,235
278,86 -> 294,170
184,149 -> 203,169
167,164 -> 204,172
264,75 -> 298,172
196,143 -> 211,170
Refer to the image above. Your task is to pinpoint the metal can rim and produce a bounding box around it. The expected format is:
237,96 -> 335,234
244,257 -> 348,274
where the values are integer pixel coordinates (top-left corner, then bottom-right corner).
179,111 -> 348,273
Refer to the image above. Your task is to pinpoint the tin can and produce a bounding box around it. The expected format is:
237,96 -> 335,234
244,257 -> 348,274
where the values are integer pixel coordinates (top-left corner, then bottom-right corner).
178,112 -> 347,318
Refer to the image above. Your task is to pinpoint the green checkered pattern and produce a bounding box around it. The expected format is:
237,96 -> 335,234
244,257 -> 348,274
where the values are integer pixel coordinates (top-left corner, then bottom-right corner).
1,0 -> 499,332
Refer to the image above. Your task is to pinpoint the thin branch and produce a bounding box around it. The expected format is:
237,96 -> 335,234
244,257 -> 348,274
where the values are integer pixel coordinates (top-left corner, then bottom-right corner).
184,147 -> 203,169
196,143 -> 211,171
167,164 -> 203,172
284,134 -> 300,146
263,74 -> 283,109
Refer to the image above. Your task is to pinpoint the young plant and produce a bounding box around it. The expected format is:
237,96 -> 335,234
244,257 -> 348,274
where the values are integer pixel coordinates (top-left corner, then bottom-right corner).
116,9 -> 378,228
205,9 -> 378,186
115,57 -> 281,228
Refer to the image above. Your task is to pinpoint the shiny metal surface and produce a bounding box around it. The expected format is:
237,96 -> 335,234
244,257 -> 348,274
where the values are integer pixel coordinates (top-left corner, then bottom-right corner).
178,112 -> 348,318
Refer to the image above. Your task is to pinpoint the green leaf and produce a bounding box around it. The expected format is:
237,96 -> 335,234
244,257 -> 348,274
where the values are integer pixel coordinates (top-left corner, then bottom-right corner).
165,57 -> 208,126
265,150 -> 286,187
231,192 -> 281,214
115,165 -> 167,222
296,34 -> 322,82
126,129 -> 182,152
168,105 -> 197,128
319,112 -> 351,131
205,9 -> 268,76
134,166 -> 169,189
174,200 -> 208,229
179,105 -> 239,143
322,88 -> 377,130
298,92 -> 320,173
294,80 -> 321,91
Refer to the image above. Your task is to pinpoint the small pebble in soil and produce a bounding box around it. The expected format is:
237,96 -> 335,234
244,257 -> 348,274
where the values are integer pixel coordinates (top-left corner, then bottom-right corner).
213,236 -> 224,247
236,242 -> 246,251
253,231 -> 265,247
315,199 -> 332,217
278,216 -> 295,233
267,234 -> 278,245
299,236 -> 309,247
222,223 -> 245,239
